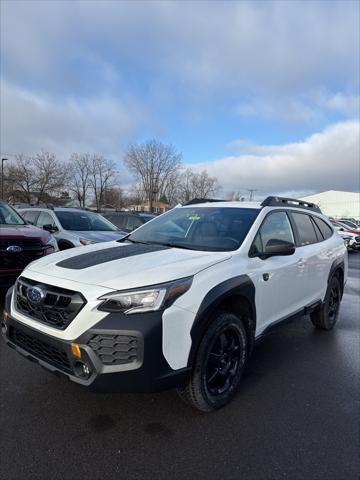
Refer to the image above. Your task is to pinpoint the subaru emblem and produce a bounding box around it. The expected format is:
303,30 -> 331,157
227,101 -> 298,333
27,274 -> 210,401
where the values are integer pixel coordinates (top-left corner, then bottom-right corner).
6,245 -> 23,253
27,286 -> 45,305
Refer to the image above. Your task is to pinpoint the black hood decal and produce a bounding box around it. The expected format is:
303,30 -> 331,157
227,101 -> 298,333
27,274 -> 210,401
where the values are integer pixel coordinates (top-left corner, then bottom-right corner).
56,243 -> 169,270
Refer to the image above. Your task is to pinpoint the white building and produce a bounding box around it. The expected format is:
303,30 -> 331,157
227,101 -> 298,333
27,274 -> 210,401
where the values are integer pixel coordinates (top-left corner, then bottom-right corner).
300,190 -> 360,220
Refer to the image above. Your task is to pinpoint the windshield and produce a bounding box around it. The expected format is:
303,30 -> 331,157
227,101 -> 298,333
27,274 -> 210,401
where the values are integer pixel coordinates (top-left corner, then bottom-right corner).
0,203 -> 25,226
55,211 -> 118,231
126,207 -> 259,251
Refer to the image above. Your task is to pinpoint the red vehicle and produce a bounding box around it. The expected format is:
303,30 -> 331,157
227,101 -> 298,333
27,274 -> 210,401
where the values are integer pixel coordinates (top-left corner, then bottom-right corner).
0,201 -> 58,288
330,219 -> 360,235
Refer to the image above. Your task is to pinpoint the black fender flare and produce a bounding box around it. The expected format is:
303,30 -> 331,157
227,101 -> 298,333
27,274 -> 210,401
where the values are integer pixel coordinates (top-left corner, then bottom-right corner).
188,275 -> 256,366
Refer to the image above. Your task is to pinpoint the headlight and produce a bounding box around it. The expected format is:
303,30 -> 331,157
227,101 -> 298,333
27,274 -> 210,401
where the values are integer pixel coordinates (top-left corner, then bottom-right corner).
98,276 -> 193,314
79,238 -> 96,246
46,236 -> 59,253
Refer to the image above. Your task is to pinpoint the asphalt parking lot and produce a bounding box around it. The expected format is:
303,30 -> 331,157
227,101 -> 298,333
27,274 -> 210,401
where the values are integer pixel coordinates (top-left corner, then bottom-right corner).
0,253 -> 359,480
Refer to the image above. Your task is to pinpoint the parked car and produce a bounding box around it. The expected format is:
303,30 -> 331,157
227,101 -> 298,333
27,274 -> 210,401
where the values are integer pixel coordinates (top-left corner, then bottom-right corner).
2,196 -> 347,411
102,211 -> 156,233
338,218 -> 360,228
18,207 -> 126,250
0,201 -> 58,288
331,222 -> 360,250
335,220 -> 360,235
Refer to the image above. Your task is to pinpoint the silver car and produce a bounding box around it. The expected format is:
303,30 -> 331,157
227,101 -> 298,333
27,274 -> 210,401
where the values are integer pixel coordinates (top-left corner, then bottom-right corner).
18,207 -> 126,250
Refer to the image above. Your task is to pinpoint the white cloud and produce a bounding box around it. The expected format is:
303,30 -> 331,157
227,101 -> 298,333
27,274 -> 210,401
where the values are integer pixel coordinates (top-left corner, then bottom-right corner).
0,80 -> 149,160
190,122 -> 360,196
1,1 -> 358,97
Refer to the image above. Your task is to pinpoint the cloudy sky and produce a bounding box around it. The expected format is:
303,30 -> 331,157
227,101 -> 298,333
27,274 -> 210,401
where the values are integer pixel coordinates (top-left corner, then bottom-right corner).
0,0 -> 359,197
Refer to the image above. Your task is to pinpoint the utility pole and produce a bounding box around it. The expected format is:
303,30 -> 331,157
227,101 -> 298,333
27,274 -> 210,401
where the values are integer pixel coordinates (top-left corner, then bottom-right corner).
1,158 -> 8,200
247,189 -> 257,201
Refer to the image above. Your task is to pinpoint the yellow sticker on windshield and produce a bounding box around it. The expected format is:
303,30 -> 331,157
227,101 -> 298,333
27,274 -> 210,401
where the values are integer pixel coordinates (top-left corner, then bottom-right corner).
188,215 -> 201,221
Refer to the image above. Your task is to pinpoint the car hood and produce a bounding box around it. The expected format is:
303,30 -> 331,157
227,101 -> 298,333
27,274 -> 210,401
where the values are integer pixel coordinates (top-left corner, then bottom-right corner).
25,241 -> 231,290
70,230 -> 127,242
0,224 -> 50,243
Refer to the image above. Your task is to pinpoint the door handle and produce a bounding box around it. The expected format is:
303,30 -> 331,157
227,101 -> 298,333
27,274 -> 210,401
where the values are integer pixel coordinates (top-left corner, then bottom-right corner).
296,258 -> 306,267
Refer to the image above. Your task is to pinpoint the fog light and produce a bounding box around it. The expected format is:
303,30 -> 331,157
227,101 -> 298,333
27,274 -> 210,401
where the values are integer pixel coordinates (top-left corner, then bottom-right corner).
74,361 -> 92,379
2,310 -> 8,322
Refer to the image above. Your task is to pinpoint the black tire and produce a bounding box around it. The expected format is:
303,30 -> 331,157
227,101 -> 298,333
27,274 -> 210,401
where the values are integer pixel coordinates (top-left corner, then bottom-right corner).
310,275 -> 342,330
177,311 -> 248,412
58,241 -> 74,251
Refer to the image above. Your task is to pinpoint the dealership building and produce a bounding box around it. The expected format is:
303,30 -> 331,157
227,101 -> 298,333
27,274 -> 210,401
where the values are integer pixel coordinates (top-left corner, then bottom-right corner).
300,190 -> 360,220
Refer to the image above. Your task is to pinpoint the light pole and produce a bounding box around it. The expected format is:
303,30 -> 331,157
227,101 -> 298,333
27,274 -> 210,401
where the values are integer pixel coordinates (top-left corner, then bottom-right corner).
247,189 -> 257,201
1,158 -> 8,200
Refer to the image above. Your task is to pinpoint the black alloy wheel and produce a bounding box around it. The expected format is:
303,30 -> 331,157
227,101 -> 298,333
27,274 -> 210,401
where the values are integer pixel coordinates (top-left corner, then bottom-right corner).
205,326 -> 242,397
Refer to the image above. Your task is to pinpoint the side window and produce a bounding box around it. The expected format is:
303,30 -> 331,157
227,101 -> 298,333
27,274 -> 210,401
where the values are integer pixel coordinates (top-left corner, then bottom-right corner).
312,216 -> 333,240
22,210 -> 39,225
252,212 -> 294,255
291,212 -> 318,246
37,212 -> 56,228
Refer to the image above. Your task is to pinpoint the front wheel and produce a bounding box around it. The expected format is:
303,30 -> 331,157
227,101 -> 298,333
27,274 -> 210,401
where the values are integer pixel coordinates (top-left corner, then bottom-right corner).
310,275 -> 342,330
177,311 -> 248,412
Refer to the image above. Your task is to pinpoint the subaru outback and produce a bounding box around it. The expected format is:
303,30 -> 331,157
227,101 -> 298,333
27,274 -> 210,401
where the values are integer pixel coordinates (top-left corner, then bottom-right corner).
2,197 -> 347,411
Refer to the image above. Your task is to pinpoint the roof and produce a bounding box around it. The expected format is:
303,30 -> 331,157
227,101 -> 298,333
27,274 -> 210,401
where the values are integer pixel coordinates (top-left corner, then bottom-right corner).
181,201 -> 262,209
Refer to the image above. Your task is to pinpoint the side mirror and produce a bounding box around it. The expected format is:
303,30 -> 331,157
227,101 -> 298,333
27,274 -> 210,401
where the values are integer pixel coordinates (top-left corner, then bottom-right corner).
43,224 -> 58,233
263,239 -> 295,258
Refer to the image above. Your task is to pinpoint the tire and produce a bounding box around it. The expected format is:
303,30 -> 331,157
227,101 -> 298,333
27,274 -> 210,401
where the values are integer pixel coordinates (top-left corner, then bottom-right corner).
177,311 -> 248,412
58,241 -> 74,251
310,275 -> 342,330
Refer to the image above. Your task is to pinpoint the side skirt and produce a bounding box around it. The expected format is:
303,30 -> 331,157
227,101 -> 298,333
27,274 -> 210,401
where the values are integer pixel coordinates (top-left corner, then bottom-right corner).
255,300 -> 322,339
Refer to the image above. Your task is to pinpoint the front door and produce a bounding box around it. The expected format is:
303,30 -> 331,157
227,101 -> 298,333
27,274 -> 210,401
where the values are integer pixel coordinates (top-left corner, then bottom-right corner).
248,211 -> 306,334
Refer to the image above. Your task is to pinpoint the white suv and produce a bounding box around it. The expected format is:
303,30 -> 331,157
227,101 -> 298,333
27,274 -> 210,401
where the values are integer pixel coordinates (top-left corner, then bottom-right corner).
2,197 -> 347,411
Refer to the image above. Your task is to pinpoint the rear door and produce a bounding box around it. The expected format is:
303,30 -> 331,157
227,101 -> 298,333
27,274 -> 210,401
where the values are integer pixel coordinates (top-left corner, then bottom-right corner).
289,211 -> 328,304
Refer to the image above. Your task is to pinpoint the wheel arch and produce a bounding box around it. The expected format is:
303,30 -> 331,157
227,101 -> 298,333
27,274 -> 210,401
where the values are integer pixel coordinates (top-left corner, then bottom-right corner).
188,275 -> 256,367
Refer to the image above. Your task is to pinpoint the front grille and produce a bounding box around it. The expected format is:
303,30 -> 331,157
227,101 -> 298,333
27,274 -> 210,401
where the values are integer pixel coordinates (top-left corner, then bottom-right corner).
0,239 -> 47,270
15,277 -> 86,330
10,325 -> 72,373
88,334 -> 139,365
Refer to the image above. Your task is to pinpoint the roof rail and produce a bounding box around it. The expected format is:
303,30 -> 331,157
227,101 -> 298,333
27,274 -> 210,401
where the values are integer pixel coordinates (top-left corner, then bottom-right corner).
184,198 -> 226,205
261,196 -> 322,213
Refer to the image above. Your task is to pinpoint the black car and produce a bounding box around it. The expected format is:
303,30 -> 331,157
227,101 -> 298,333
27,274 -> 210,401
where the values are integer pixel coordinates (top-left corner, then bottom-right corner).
102,212 -> 155,233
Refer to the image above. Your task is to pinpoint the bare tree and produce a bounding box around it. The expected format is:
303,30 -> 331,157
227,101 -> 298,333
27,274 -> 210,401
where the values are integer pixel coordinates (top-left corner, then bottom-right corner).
103,187 -> 124,210
191,170 -> 220,198
33,151 -> 68,204
89,155 -> 117,211
6,155 -> 38,203
176,169 -> 220,204
160,170 -> 181,206
124,139 -> 182,213
68,153 -> 92,208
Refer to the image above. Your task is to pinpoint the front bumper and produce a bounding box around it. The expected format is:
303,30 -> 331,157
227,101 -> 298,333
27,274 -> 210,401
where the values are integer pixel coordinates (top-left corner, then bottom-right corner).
1,288 -> 190,392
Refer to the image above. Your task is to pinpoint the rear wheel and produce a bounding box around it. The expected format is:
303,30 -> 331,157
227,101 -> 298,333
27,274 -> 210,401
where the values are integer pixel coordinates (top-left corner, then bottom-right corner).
177,311 -> 248,412
310,275 -> 341,330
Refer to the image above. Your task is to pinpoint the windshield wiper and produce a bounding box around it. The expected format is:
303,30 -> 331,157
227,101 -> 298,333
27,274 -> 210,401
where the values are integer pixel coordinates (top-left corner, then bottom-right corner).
119,237 -> 152,245
150,241 -> 198,250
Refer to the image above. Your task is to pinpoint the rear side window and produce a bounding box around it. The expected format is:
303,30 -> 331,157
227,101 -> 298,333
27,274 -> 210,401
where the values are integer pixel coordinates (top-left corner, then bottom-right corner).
22,210 -> 39,225
312,216 -> 333,240
291,212 -> 318,246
